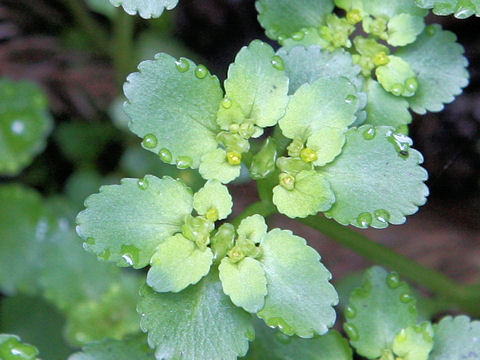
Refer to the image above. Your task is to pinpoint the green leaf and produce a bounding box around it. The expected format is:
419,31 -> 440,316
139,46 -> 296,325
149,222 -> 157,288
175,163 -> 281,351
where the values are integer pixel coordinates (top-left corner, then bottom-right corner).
375,56 -> 417,97
0,334 -> 39,360
64,273 -> 141,346
429,315 -> 480,359
336,0 -> 427,17
109,0 -> 178,19
147,234 -> 213,293
0,79 -> 52,176
0,185 -> 49,295
279,28 -> 330,52
392,322 -> 434,360
257,229 -> 338,337
237,215 -> 268,243
322,126 -> 428,229
344,267 -> 417,359
138,270 -> 254,360
273,170 -> 335,218
396,24 -> 469,114
364,79 -> 412,130
387,14 -> 425,47
278,77 -> 359,143
193,180 -> 233,220
76,175 -> 193,268
415,0 -> 480,18
68,335 -> 154,360
256,0 -> 334,40
199,148 -> 241,184
218,40 -> 289,129
219,257 -> 267,313
124,54 -> 222,168
245,324 -> 353,360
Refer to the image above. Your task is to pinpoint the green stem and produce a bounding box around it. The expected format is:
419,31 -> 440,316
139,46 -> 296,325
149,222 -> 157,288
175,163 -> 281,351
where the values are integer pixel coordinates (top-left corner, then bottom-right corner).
112,9 -> 135,87
65,0 -> 110,52
231,201 -> 275,228
299,215 -> 480,316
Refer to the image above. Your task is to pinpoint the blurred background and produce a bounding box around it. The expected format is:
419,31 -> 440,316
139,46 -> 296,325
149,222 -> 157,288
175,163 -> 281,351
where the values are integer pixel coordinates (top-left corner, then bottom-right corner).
0,0 -> 479,358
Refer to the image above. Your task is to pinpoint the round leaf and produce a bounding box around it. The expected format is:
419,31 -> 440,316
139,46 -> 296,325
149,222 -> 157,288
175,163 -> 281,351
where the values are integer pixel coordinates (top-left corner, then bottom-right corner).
76,175 -> 193,268
322,126 -> 429,229
109,0 -> 178,19
387,14 -> 425,46
237,215 -> 268,244
193,180 -> 233,220
147,234 -> 213,293
257,229 -> 338,337
375,56 -> 417,97
199,148 -> 241,184
124,54 -> 222,168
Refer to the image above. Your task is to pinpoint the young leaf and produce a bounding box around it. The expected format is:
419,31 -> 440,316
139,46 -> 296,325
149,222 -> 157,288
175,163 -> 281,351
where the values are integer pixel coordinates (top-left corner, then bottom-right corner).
147,234 -> 213,293
396,24 -> 469,114
193,180 -> 233,220
392,322 -> 434,360
237,215 -> 268,243
375,56 -> 417,97
386,14 -> 425,47
0,334 -> 39,360
124,54 -> 222,168
364,79 -> 412,130
76,175 -> 193,268
138,270 -> 254,360
199,148 -> 241,184
255,0 -> 334,40
322,126 -> 429,229
219,256 -> 267,313
336,0 -> 427,17
245,324 -> 353,360
0,79 -> 52,176
218,40 -> 289,129
415,0 -> 480,18
68,335 -> 154,360
344,267 -> 417,359
257,229 -> 338,337
0,185 -> 49,295
429,315 -> 480,359
109,0 -> 178,19
272,170 -> 335,218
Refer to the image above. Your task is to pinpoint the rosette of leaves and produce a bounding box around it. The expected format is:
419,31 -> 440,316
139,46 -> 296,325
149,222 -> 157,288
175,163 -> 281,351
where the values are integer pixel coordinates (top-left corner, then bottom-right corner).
123,40 -> 289,184
271,75 -> 428,228
415,0 -> 480,18
0,79 -> 52,176
108,0 -> 179,19
256,0 -> 469,129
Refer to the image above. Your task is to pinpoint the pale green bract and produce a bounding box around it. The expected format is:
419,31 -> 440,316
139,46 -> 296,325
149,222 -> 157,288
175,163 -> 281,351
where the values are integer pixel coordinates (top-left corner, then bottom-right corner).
0,79 -> 52,176
429,315 -> 480,359
396,24 -> 469,114
68,336 -> 154,360
255,0 -> 334,40
257,229 -> 338,337
138,270 -> 254,360
199,148 -> 241,184
193,180 -> 233,220
218,40 -> 289,129
124,54 -> 222,168
236,214 -> 267,244
387,14 -> 425,47
344,267 -> 418,359
415,0 -> 480,18
109,0 -> 178,19
219,257 -> 267,313
322,126 -> 429,229
147,234 -> 213,293
76,175 -> 193,268
392,322 -> 434,360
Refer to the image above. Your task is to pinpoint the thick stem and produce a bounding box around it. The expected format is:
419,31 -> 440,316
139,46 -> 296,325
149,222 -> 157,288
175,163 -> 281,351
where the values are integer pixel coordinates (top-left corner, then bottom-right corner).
112,9 -> 135,87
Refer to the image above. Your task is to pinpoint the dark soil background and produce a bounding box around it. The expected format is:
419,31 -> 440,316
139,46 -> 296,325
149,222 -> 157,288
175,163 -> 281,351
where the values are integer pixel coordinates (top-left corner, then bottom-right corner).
1,0 -> 479,291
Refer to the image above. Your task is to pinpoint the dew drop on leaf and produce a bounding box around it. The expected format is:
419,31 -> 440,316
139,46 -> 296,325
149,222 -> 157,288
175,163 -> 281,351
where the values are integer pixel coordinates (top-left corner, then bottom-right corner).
137,178 -> 149,190
400,293 -> 414,303
221,97 -> 232,109
10,120 -> 25,135
345,305 -> 357,319
344,322 -> 359,341
176,156 -> 193,169
194,65 -> 208,79
374,209 -> 391,224
391,83 -> 404,96
175,58 -> 190,73
142,134 -> 158,149
267,317 -> 295,336
120,244 -> 140,267
271,55 -> 285,71
158,148 -> 172,163
386,272 -> 401,289
344,94 -> 357,104
291,31 -> 305,41
357,212 -> 373,227
405,77 -> 418,93
362,126 -> 376,140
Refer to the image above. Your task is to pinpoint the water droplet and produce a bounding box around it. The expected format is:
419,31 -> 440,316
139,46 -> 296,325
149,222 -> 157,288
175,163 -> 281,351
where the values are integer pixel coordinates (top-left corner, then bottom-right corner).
221,97 -> 232,109
344,323 -> 359,341
86,237 -> 96,246
120,245 -> 140,267
194,65 -> 208,79
391,83 -> 404,96
386,272 -> 401,289
357,212 -> 372,227
362,126 -> 376,140
374,209 -> 390,224
277,35 -> 286,42
267,317 -> 294,335
137,178 -> 149,190
226,151 -> 242,166
175,58 -> 190,72
345,305 -> 357,319
176,156 -> 193,169
405,77 -> 418,93
396,328 -> 408,343
271,55 -> 285,71
158,148 -> 172,163
11,120 -> 25,135
345,94 -> 357,104
142,134 -> 158,149
387,132 -> 412,158
400,293 -> 413,303
291,31 -> 305,41
426,25 -> 436,36
99,249 -> 111,260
